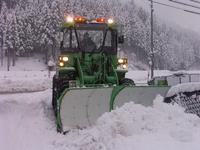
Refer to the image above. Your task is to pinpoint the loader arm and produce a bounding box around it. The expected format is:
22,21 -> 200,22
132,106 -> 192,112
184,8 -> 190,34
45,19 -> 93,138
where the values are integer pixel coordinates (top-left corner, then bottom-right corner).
105,56 -> 119,85
111,57 -> 119,85
76,57 -> 84,86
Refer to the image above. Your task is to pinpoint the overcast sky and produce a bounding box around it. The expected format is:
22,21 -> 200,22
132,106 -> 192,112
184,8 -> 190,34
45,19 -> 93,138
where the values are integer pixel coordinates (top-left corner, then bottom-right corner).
132,0 -> 200,33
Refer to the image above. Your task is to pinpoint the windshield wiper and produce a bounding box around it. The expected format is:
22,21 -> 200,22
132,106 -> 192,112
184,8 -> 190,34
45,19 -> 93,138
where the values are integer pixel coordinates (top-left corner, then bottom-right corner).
99,29 -> 108,54
74,26 -> 82,52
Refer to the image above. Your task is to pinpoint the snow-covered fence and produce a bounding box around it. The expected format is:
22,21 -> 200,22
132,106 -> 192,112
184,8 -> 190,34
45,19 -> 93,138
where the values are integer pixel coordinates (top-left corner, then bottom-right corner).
165,82 -> 200,117
154,71 -> 200,86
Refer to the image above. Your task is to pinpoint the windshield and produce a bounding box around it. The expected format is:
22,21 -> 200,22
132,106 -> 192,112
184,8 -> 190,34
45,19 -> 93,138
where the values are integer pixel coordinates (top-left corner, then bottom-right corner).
61,29 -> 116,53
78,30 -> 111,52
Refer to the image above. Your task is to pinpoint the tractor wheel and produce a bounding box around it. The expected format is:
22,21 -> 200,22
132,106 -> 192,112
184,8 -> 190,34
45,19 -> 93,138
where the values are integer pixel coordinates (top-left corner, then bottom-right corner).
52,75 -> 70,107
52,75 -> 69,115
120,78 -> 135,86
52,75 -> 58,113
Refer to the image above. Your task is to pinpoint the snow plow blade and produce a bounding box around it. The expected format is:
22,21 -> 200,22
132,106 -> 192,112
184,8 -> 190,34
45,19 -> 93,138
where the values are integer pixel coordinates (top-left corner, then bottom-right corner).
57,86 -> 170,132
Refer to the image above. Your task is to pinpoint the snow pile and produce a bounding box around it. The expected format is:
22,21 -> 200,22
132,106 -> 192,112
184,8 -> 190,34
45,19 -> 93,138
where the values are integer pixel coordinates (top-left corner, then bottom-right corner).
1,90 -> 200,150
0,71 -> 52,93
55,96 -> 200,150
0,78 -> 51,93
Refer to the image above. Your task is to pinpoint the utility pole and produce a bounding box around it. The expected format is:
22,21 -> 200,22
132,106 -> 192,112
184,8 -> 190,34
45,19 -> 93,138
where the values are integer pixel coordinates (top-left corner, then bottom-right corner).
150,0 -> 154,79
7,48 -> 10,71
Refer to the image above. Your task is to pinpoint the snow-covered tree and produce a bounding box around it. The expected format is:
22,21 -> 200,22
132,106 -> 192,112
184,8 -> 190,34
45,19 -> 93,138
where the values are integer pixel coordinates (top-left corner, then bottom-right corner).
0,2 -> 7,66
0,0 -> 200,70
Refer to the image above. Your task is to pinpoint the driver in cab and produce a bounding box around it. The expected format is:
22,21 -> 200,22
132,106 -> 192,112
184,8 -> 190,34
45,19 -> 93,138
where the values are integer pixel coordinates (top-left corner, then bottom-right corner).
81,32 -> 97,52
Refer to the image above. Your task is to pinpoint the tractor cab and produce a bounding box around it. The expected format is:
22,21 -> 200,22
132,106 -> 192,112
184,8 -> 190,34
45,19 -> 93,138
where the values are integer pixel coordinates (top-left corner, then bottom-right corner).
60,20 -> 119,54
57,16 -> 128,87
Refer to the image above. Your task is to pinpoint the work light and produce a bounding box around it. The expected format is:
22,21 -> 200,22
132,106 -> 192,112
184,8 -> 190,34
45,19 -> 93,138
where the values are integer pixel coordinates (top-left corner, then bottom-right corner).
107,18 -> 114,24
65,16 -> 74,23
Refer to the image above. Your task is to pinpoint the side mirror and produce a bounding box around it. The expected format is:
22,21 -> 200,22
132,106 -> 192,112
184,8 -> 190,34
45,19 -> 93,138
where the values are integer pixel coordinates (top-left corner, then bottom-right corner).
118,35 -> 124,44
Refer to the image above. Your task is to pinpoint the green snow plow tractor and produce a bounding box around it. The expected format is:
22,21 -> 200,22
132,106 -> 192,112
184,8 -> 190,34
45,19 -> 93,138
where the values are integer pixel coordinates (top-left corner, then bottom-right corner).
52,16 -> 170,132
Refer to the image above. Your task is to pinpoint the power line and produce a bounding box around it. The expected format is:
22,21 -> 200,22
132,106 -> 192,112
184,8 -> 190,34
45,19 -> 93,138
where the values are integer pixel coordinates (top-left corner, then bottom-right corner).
153,1 -> 184,10
152,1 -> 200,15
169,0 -> 200,10
146,0 -> 199,75
185,9 -> 200,15
190,0 -> 200,5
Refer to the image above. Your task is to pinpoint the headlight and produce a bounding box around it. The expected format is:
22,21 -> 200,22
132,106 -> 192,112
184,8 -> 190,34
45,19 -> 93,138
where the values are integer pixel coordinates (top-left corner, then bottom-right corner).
59,56 -> 69,62
59,62 -> 64,67
117,58 -> 128,70
62,56 -> 68,62
122,64 -> 127,69
118,58 -> 124,64
118,58 -> 127,64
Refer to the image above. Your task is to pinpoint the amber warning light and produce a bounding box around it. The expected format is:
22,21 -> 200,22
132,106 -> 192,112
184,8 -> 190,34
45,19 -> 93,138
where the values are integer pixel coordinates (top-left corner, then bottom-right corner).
96,17 -> 106,23
64,15 -> 114,24
74,16 -> 86,23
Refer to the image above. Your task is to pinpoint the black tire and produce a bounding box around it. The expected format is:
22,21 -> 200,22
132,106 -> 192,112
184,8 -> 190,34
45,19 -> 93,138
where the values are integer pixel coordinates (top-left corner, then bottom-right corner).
120,78 -> 135,86
52,75 -> 58,114
52,75 -> 70,112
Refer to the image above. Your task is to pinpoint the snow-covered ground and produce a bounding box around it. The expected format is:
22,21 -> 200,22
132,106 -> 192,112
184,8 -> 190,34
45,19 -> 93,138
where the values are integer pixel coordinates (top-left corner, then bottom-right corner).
0,71 -> 52,93
0,56 -> 47,71
0,57 -> 52,93
1,58 -> 200,150
1,89 -> 200,150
